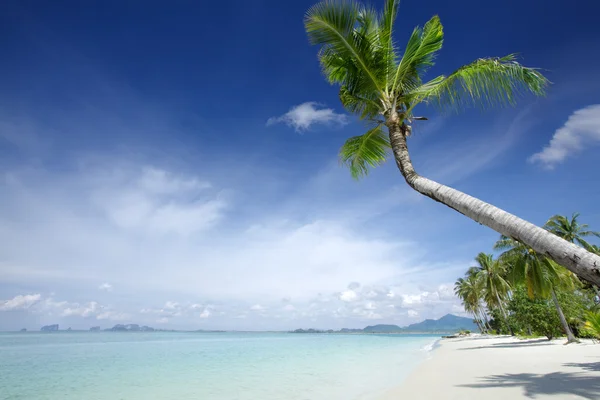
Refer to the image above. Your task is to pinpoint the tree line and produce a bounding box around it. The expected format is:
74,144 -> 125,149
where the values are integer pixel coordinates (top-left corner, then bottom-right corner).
455,213 -> 600,343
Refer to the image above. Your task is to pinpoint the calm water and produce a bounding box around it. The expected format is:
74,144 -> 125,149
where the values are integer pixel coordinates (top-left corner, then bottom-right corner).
0,332 -> 438,400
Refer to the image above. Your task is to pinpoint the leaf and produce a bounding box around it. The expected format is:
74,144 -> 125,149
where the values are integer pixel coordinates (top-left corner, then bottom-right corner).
339,124 -> 390,179
305,1 -> 384,93
391,15 -> 444,94
407,54 -> 549,113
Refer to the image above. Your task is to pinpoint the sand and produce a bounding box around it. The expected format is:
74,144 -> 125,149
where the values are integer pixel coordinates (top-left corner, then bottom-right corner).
378,335 -> 600,399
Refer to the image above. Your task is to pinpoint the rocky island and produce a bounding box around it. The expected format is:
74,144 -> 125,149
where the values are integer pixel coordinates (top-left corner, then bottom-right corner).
40,324 -> 59,332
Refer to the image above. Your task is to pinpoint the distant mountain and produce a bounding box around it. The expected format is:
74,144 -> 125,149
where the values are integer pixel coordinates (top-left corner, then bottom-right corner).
404,314 -> 477,332
291,314 -> 478,334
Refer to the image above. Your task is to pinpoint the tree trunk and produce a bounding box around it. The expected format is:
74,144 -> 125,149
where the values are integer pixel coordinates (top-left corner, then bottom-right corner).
550,286 -> 578,343
477,309 -> 489,333
494,290 -> 513,335
481,308 -> 492,331
472,313 -> 484,333
386,119 -> 600,286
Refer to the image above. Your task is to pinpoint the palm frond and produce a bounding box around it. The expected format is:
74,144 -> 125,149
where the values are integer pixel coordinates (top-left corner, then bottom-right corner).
339,124 -> 390,179
339,85 -> 382,119
407,54 -> 549,113
391,15 -> 444,94
379,0 -> 400,92
305,1 -> 385,94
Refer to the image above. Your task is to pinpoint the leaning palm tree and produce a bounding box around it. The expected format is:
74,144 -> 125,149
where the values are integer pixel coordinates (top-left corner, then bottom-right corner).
455,273 -> 487,333
545,213 -> 600,250
304,0 -> 600,285
470,253 -> 512,333
495,236 -> 579,343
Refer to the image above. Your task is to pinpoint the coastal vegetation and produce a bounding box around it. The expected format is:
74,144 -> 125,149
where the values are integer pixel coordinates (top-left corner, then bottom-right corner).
304,0 -> 600,285
455,213 -> 600,342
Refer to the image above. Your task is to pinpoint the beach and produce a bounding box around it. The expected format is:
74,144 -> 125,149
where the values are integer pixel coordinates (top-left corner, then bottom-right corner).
379,336 -> 600,399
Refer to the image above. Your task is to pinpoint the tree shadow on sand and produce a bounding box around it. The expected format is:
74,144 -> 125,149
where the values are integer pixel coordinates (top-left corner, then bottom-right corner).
564,361 -> 600,372
457,338 -> 555,350
457,371 -> 600,399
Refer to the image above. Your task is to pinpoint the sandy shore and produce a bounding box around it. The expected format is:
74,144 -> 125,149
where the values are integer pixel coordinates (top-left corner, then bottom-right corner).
378,336 -> 600,399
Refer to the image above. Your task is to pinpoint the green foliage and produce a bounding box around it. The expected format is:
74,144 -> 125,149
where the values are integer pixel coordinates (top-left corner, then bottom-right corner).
304,0 -> 549,178
544,213 -> 600,250
505,285 -> 596,339
583,311 -> 600,339
471,253 -> 510,310
507,286 -> 562,339
488,308 -> 511,335
339,124 -> 390,178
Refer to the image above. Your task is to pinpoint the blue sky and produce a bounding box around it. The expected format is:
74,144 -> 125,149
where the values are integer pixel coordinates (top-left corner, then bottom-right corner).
1,0 -> 599,331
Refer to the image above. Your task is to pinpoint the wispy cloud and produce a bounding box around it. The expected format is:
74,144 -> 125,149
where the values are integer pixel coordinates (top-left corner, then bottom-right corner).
0,294 -> 42,311
529,104 -> 600,168
0,293 -> 128,321
91,166 -> 225,236
418,107 -> 536,184
266,102 -> 347,131
98,283 -> 113,291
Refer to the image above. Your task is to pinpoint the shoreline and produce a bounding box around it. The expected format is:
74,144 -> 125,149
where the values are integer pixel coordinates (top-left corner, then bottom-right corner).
377,335 -> 600,399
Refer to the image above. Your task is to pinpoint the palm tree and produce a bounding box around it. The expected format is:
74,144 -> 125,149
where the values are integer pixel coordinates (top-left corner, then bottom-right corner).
454,273 -> 487,333
304,0 -> 600,285
545,213 -> 600,250
495,236 -> 579,343
546,213 -> 600,295
469,253 -> 512,333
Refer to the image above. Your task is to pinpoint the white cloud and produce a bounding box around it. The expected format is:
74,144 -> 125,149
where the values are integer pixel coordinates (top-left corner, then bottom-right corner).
529,104 -> 600,168
91,166 -> 226,236
339,290 -> 358,302
250,304 -> 265,311
164,301 -> 179,310
98,283 -> 112,291
407,309 -> 419,318
266,102 -> 347,131
0,294 -> 42,311
199,309 -> 211,318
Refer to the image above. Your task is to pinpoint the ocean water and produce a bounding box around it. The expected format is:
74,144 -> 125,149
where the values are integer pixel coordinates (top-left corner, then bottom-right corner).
0,332 -> 437,400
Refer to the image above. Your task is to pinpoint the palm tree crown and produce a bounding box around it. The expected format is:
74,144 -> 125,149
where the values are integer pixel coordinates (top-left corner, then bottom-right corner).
545,213 -> 600,250
469,253 -> 510,309
305,0 -> 548,178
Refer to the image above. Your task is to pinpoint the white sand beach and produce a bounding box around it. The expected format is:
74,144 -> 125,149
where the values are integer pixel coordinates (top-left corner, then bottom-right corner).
379,336 -> 600,399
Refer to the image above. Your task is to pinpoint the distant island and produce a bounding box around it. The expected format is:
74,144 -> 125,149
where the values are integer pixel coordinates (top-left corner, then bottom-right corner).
41,324 -> 59,332
291,314 -> 477,334
105,324 -> 155,332
90,326 -> 101,331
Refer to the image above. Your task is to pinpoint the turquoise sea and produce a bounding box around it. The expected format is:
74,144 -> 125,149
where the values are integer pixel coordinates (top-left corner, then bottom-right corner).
0,332 -> 438,400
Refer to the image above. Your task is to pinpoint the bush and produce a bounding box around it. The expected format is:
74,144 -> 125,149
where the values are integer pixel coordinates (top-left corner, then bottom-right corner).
583,311 -> 600,340
507,286 -> 562,339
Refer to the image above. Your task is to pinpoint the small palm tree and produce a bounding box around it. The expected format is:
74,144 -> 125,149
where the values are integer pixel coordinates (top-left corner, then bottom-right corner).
495,236 -> 579,343
545,213 -> 600,250
304,0 -> 600,285
469,253 -> 512,333
455,273 -> 487,333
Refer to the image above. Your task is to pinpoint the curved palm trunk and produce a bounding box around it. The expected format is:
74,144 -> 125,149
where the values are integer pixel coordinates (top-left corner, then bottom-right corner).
480,306 -> 492,331
550,287 -> 578,343
494,290 -> 513,335
476,309 -> 488,333
472,312 -> 484,333
387,120 -> 600,286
